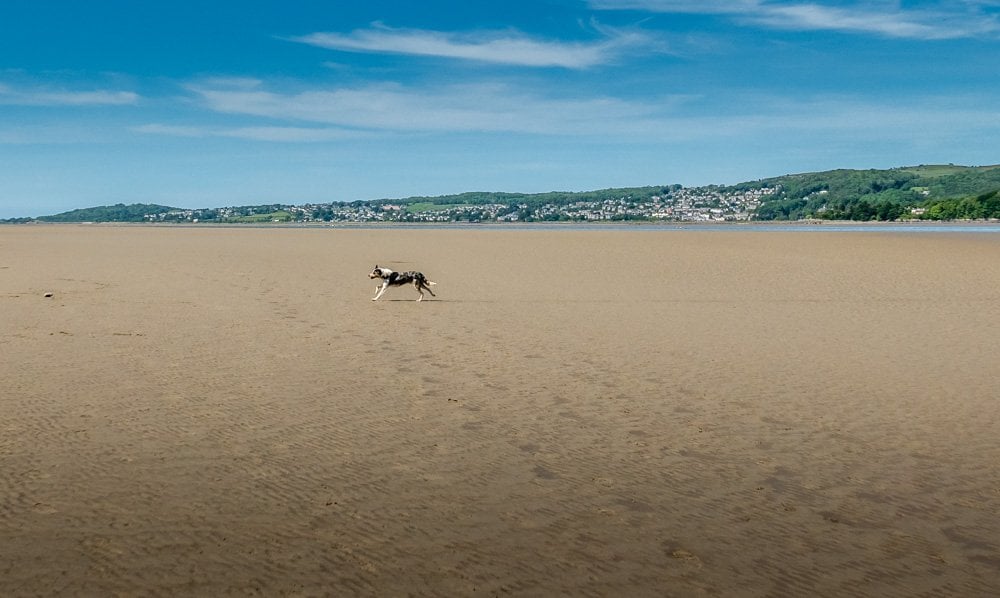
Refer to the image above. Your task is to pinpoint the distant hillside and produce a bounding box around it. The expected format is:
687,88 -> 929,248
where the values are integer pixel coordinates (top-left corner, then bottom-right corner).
741,164 -> 1000,220
36,203 -> 178,223
5,164 -> 999,223
365,186 -> 677,209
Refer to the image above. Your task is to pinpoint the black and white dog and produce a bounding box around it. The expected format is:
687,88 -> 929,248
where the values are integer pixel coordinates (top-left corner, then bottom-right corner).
369,265 -> 437,301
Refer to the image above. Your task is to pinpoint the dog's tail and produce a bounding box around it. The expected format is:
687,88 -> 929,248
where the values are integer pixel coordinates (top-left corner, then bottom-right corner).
426,281 -> 437,286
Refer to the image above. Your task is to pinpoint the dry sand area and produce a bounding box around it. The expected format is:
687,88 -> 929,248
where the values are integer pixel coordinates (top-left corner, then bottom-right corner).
2,224 -> 1000,597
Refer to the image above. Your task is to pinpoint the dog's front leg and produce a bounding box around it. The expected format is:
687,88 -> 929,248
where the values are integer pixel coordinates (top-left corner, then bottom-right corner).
372,283 -> 388,301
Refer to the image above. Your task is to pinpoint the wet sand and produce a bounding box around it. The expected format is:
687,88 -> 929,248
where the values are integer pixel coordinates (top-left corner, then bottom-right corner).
2,225 -> 999,596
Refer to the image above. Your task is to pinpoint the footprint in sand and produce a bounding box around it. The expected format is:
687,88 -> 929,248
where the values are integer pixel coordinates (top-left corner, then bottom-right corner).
32,502 -> 58,514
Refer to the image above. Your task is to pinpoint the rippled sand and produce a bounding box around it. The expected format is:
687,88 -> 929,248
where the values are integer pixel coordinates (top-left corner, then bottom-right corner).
2,225 -> 999,596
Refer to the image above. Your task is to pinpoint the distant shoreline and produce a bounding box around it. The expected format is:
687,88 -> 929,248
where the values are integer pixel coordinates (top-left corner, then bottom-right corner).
9,219 -> 1000,232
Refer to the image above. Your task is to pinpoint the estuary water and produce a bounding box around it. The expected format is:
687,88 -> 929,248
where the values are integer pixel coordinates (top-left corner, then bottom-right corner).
319,221 -> 1000,233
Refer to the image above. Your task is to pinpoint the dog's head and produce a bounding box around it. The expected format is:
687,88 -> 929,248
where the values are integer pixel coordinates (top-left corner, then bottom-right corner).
369,265 -> 387,280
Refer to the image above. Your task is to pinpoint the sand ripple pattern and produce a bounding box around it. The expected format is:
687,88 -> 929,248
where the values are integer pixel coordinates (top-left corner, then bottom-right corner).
2,226 -> 999,596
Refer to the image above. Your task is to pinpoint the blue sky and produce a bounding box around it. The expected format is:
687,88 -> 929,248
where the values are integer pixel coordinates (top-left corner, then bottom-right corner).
2,1 -> 998,217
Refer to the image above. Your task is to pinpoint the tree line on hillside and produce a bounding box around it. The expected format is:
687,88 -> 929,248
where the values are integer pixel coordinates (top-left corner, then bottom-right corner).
33,203 -> 177,223
372,186 -> 680,210
746,166 -> 1000,221
920,190 -> 1000,220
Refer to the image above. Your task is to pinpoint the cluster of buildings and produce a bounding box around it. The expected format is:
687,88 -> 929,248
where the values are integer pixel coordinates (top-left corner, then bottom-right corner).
143,186 -> 779,223
310,186 -> 778,223
310,202 -> 514,223
664,187 -> 777,221
524,187 -> 777,222
144,208 -> 203,222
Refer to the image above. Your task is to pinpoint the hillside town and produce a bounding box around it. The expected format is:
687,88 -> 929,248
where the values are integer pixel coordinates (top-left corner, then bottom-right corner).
143,186 -> 779,224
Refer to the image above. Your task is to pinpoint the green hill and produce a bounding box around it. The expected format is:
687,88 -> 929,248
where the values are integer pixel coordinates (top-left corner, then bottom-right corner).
746,164 -> 1000,220
380,165 -> 1000,220
36,203 -> 178,223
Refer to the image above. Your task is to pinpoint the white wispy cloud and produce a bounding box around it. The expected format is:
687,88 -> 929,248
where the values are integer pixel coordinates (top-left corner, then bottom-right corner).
179,78 -> 1000,145
590,0 -> 1000,39
184,80 -> 682,136
752,2 -> 1000,39
0,83 -> 139,106
132,123 -> 362,142
590,0 -> 760,13
291,22 -> 649,68
131,123 -> 206,137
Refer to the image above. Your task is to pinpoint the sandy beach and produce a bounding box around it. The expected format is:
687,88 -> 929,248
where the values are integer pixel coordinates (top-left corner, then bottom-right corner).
2,224 -> 999,597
